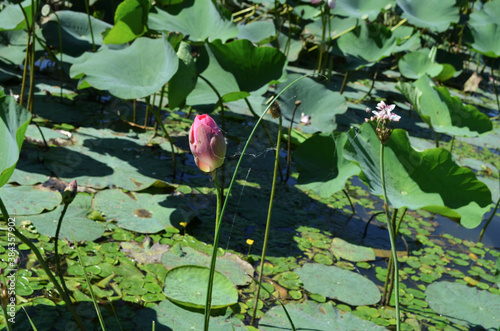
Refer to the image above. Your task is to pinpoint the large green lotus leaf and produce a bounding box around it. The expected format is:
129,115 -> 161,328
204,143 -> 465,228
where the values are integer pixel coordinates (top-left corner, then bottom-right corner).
0,0 -> 36,31
399,75 -> 493,137
42,11 -> 112,57
0,31 -> 29,66
295,263 -> 380,306
161,244 -> 253,286
168,41 -> 197,109
0,185 -> 60,215
396,0 -> 459,32
259,301 -> 385,331
9,151 -> 50,186
336,22 -> 397,70
93,189 -> 183,233
304,16 -> 357,41
17,194 -> 106,242
426,281 -> 500,330
237,20 -> 275,44
0,94 -> 31,188
134,299 -> 248,330
332,0 -> 394,21
70,37 -> 178,99
330,238 -> 376,262
343,122 -> 492,228
277,32 -> 302,63
274,74 -> 347,134
43,127 -> 173,191
399,52 -> 443,79
208,39 -> 286,93
294,132 -> 359,197
163,265 -> 238,309
103,0 -> 150,44
148,0 -> 238,43
468,0 -> 500,57
393,26 -> 421,53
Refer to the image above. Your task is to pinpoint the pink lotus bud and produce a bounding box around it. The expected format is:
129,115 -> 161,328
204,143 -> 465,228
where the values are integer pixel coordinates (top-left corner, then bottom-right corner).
189,114 -> 227,173
62,180 -> 77,205
311,0 -> 322,4
327,0 -> 335,9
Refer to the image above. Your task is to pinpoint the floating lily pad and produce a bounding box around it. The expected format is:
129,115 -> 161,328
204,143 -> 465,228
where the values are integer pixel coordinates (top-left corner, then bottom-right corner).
120,241 -> 170,264
343,122 -> 492,228
18,194 -> 106,242
70,37 -> 178,99
162,245 -> 253,286
134,299 -> 248,330
93,189 -> 184,233
396,0 -> 459,32
259,301 -> 385,330
1,185 -> 60,215
426,281 -> 500,330
163,265 -> 238,309
330,238 -> 376,262
295,263 -> 381,306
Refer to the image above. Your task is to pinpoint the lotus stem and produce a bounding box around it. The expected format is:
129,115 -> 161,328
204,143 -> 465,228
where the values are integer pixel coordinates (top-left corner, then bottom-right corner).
342,189 -> 355,215
54,204 -> 72,299
285,101 -> 301,183
380,143 -> 400,330
479,197 -> 500,242
251,115 -> 282,326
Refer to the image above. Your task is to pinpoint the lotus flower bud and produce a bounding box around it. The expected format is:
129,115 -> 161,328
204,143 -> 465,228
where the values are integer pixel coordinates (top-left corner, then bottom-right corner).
328,0 -> 336,9
62,180 -> 77,205
189,114 -> 226,173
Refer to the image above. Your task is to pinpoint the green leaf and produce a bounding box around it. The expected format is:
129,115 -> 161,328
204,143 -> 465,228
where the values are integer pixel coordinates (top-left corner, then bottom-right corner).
103,0 -> 150,44
168,41 -> 197,109
398,52 -> 443,79
0,31 -> 30,66
294,132 -> 359,197
18,194 -> 106,242
275,74 -> 348,134
259,301 -> 385,330
398,75 -> 493,137
468,0 -> 500,58
295,263 -> 381,306
134,299 -> 248,330
208,39 -> 286,93
426,281 -> 500,330
149,0 -> 238,43
161,245 -> 254,286
70,37 -> 179,99
0,94 -> 31,188
163,265 -> 238,309
0,0 -> 37,31
42,11 -> 113,57
332,0 -> 394,21
237,20 -> 276,44
330,238 -> 376,262
397,0 -> 459,32
1,185 -> 60,215
93,189 -> 185,233
336,22 -> 397,70
343,122 -> 492,228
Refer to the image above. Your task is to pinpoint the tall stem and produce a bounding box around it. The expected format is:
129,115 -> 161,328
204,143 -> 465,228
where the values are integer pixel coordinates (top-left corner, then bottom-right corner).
0,197 -> 85,330
380,143 -> 400,330
251,116 -> 282,326
54,204 -> 71,298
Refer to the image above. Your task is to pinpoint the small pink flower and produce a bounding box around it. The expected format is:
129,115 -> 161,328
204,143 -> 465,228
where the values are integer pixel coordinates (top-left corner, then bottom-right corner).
327,0 -> 336,9
300,113 -> 311,125
311,0 -> 322,4
189,114 -> 227,173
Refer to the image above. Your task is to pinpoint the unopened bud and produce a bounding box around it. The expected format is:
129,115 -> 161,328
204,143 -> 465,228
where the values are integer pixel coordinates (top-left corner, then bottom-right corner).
62,180 -> 78,205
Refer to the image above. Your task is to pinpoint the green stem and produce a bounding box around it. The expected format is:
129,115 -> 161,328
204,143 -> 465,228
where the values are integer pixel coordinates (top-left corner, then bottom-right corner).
479,197 -> 500,242
380,143 -> 400,330
449,135 -> 455,153
435,132 -> 440,148
202,75 -> 311,331
83,0 -> 96,51
251,115 -> 282,326
0,198 -> 85,330
285,101 -> 301,183
54,204 -> 71,299
214,171 -> 222,232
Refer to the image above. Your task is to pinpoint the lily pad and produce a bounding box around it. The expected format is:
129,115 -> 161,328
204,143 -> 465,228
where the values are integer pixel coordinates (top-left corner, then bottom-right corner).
161,244 -> 253,286
295,263 -> 381,306
426,281 -> 500,330
17,194 -> 106,242
120,241 -> 170,264
237,20 -> 275,44
148,0 -> 238,43
294,132 -> 359,197
275,74 -> 348,134
163,265 -> 238,309
70,37 -> 178,99
332,0 -> 393,21
343,122 -> 492,228
396,0 -> 459,32
0,93 -> 31,188
134,299 -> 248,330
259,301 -> 385,330
1,185 -> 60,215
330,238 -> 376,262
93,189 -> 184,233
